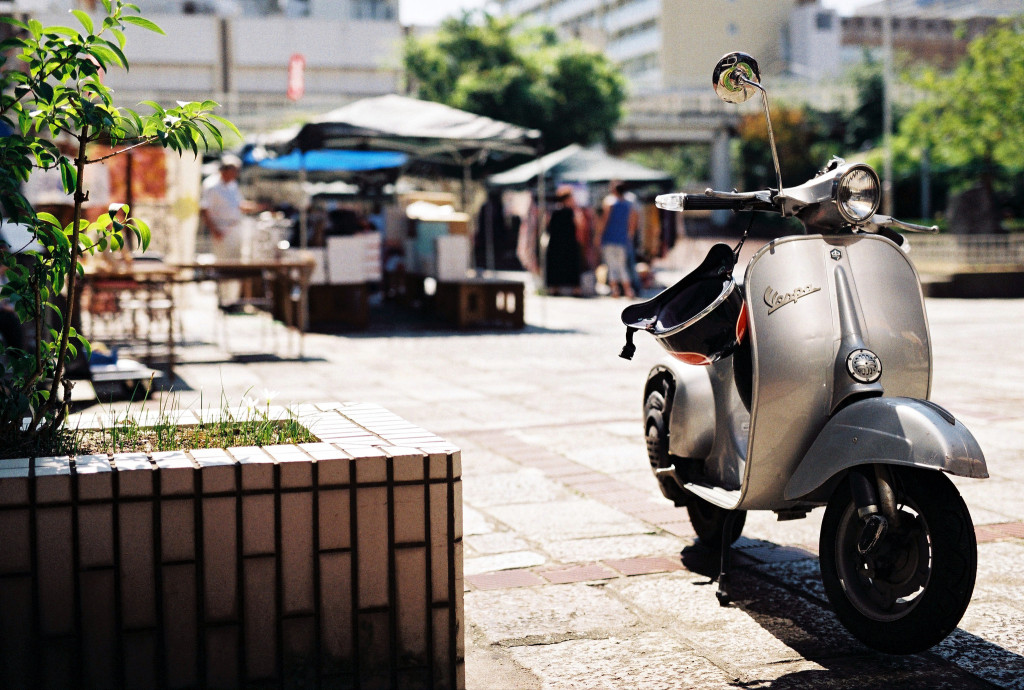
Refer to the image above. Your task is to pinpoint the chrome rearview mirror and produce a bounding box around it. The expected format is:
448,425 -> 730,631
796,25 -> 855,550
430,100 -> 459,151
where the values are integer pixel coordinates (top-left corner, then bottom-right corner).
712,51 -> 784,193
712,52 -> 761,104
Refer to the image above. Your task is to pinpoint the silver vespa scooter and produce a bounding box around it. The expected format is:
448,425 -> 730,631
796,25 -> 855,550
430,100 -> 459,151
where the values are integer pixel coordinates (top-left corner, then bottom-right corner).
620,52 -> 988,655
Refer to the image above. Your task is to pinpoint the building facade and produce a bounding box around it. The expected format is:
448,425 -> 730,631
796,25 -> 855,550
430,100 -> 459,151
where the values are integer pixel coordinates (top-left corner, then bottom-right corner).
840,0 -> 1021,70
497,0 -> 797,93
3,0 -> 402,129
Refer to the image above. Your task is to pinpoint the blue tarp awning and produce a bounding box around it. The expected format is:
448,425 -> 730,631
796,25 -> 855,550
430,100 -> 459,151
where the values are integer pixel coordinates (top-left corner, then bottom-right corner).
253,149 -> 408,172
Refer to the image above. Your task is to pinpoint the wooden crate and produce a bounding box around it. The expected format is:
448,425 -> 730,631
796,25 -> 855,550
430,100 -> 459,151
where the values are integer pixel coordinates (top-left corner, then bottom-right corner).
434,279 -> 525,329
305,283 -> 370,330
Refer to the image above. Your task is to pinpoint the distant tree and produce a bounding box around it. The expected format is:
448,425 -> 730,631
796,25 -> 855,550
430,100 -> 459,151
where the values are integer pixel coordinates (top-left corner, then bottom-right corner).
403,12 -> 626,152
625,145 -> 710,190
845,53 -> 891,151
897,18 -> 1024,194
736,105 -> 832,191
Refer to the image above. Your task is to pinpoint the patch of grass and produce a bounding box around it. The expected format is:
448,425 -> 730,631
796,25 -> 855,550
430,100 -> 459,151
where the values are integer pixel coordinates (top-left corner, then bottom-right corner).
0,388 -> 316,459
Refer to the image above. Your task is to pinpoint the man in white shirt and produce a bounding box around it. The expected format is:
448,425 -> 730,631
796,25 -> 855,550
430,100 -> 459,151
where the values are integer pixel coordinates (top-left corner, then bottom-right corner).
200,154 -> 250,305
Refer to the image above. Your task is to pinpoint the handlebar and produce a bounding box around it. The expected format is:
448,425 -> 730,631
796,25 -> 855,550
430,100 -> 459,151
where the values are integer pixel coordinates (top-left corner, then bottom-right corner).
655,189 -> 776,213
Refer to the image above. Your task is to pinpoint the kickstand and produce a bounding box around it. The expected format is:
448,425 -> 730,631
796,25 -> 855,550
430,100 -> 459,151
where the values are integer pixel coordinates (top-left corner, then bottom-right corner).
716,511 -> 739,606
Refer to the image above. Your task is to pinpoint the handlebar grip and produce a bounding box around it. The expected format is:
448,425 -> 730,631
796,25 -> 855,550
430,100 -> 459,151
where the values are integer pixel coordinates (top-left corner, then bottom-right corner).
655,192 -> 746,212
656,191 -> 774,213
682,195 -> 750,211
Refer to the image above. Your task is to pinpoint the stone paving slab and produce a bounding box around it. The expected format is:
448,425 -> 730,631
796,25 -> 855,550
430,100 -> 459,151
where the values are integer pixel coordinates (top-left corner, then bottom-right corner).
104,287 -> 1024,689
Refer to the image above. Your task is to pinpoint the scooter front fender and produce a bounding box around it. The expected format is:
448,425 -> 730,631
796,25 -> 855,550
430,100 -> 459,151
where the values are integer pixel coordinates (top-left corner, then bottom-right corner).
784,397 -> 988,502
646,359 -> 716,461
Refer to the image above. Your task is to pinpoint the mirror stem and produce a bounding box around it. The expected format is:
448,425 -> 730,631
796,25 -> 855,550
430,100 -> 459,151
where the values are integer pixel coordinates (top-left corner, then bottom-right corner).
739,75 -> 783,193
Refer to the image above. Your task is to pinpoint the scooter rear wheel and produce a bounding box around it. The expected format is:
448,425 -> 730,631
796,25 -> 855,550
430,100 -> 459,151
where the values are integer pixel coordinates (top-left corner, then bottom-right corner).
687,496 -> 746,546
819,467 -> 977,654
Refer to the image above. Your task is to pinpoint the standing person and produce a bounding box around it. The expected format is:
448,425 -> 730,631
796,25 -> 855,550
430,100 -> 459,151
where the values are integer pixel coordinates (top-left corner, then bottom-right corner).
595,181 -> 637,298
200,154 -> 251,306
544,185 -> 582,295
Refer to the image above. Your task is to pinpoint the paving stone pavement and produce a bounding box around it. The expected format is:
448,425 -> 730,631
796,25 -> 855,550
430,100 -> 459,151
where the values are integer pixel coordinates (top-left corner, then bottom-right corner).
100,280 -> 1024,689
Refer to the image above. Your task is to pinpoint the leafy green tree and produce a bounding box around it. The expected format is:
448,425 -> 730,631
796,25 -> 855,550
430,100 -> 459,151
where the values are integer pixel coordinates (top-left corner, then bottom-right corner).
403,12 -> 626,151
845,53 -> 889,152
896,18 -> 1024,193
0,1 -> 237,452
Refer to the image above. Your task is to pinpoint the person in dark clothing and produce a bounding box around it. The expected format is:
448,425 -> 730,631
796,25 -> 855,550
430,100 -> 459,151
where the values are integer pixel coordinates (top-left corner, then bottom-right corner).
545,185 -> 583,295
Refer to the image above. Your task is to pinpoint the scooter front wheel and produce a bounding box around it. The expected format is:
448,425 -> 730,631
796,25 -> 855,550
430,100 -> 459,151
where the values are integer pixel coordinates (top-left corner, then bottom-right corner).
819,467 -> 977,654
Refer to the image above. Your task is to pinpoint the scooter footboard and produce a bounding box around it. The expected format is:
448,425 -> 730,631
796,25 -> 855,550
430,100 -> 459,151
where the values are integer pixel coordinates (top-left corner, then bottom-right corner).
784,397 -> 988,502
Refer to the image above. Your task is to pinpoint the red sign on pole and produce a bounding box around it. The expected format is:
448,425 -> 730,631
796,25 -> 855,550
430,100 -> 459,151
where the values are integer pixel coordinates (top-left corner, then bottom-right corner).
287,53 -> 305,101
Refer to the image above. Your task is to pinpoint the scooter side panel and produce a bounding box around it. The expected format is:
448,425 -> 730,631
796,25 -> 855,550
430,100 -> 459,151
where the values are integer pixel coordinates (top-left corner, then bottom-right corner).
784,397 -> 988,502
739,234 -> 931,510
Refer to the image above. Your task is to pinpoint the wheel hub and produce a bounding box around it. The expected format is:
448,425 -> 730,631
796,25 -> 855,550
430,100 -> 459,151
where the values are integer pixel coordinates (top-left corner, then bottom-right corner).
839,506 -> 932,620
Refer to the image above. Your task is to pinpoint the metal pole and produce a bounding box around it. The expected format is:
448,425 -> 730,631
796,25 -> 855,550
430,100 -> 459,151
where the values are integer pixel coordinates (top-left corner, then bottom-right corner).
536,149 -> 547,290
299,154 -> 308,249
920,146 -> 931,220
882,0 -> 894,216
484,191 -> 495,272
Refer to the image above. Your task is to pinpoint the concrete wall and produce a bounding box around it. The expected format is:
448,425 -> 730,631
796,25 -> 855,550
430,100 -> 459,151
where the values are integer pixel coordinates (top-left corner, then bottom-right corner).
660,0 -> 795,90
28,12 -> 402,128
0,403 -> 464,689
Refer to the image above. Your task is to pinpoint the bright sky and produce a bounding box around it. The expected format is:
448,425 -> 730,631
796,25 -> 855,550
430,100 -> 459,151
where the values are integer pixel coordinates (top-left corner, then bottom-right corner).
399,0 -> 876,27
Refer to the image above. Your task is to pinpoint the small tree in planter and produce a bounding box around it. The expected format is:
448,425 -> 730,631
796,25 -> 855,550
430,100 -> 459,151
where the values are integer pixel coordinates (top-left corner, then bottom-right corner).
0,1 -> 237,455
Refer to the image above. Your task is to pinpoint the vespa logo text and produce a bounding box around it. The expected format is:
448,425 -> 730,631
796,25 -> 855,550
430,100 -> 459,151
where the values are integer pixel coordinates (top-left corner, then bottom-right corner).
763,284 -> 821,314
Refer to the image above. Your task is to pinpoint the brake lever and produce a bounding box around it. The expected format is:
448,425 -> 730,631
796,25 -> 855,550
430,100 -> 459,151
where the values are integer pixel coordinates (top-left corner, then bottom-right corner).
871,215 -> 939,234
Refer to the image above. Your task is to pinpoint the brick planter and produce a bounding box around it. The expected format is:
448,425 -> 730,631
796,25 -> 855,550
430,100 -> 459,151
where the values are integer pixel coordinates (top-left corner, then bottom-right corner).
0,403 -> 464,689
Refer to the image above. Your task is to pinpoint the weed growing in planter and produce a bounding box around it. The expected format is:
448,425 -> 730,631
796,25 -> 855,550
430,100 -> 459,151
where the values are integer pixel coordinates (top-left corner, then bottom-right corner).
0,389 -> 317,458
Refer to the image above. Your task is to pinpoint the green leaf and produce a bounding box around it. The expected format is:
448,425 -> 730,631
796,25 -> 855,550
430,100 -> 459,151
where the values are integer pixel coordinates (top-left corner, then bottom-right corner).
35,212 -> 62,229
207,113 -> 241,140
103,39 -> 128,70
141,100 -> 165,116
111,27 -> 126,50
102,0 -> 112,14
130,217 -> 150,251
71,10 -> 94,35
58,156 -> 77,194
121,16 -> 165,35
0,37 -> 28,53
36,80 -> 54,102
0,16 -> 29,30
43,26 -> 80,39
27,19 -> 43,40
89,45 -> 119,69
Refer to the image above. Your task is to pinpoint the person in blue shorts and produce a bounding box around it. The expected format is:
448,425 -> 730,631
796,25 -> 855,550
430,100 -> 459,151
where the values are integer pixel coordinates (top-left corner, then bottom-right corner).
595,181 -> 637,298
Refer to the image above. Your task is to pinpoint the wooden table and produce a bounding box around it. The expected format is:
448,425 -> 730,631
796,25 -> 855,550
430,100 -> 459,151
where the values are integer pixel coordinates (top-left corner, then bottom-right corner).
81,263 -> 180,379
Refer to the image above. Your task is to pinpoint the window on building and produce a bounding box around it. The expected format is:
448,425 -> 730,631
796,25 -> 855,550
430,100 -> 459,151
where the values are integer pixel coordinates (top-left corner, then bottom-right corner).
288,0 -> 310,16
352,0 -> 395,20
816,12 -> 832,31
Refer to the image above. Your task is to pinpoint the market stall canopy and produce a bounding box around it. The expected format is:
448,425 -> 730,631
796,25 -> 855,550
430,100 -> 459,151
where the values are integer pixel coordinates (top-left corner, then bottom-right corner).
251,149 -> 408,173
488,144 -> 673,188
291,94 -> 541,163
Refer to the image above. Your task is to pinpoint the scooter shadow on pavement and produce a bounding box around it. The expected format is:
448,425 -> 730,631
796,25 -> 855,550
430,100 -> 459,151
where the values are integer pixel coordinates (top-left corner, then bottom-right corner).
678,538 -> 1024,688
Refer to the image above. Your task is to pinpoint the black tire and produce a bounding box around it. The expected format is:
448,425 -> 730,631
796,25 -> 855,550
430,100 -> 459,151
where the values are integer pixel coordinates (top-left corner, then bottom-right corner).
644,387 -> 688,505
819,467 -> 977,655
687,496 -> 746,546
644,388 -> 669,471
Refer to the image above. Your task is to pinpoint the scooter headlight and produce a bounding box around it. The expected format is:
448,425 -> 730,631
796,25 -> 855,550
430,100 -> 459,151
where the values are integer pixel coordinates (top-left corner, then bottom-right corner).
835,165 -> 880,224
